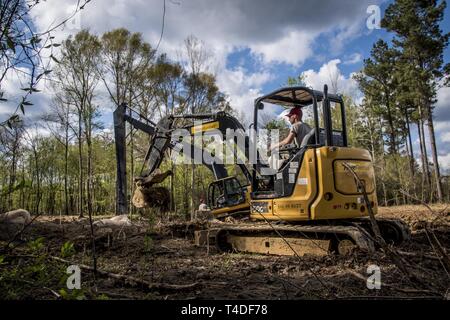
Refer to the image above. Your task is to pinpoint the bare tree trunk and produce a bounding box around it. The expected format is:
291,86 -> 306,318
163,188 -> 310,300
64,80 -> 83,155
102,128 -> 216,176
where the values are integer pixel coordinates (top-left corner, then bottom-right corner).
191,165 -> 195,221
129,109 -> 134,216
20,160 -> 25,208
382,181 -> 388,206
78,114 -> 84,218
33,146 -> 41,214
405,108 -> 415,177
64,116 -> 69,215
426,102 -> 443,203
183,164 -> 189,219
86,120 -> 93,219
417,108 -> 431,202
170,160 -> 175,213
8,127 -> 20,210
385,91 -> 397,154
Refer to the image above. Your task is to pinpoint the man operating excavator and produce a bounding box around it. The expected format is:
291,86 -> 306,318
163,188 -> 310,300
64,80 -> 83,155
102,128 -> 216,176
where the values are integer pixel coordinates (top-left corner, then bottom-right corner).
271,106 -> 312,151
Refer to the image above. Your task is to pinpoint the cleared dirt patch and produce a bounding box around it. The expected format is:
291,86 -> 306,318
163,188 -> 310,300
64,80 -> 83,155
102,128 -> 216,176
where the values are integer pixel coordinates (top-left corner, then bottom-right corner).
0,205 -> 449,300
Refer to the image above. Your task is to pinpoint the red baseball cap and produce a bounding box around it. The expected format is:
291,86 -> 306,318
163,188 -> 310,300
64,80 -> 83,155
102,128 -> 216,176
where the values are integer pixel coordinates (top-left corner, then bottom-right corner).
286,107 -> 301,117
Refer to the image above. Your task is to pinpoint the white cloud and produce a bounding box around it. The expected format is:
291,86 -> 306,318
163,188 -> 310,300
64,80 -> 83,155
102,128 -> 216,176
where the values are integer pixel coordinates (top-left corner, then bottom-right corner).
438,153 -> 450,171
330,22 -> 363,54
1,0 -> 383,128
0,67 -> 52,123
217,67 -> 273,122
442,131 -> 450,143
301,59 -> 361,101
343,53 -> 362,65
434,121 -> 448,132
434,85 -> 450,122
249,30 -> 315,66
28,0 -> 380,65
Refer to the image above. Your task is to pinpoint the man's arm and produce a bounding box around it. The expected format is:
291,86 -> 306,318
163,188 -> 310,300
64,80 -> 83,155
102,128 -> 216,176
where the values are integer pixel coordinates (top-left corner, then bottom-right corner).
271,132 -> 295,151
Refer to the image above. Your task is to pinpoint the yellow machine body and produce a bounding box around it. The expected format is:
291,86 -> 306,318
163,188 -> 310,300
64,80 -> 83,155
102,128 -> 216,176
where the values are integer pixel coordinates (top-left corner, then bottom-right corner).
249,146 -> 378,221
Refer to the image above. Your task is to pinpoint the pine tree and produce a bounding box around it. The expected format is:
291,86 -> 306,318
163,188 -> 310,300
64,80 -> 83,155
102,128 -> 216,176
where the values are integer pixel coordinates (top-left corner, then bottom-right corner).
382,0 -> 450,202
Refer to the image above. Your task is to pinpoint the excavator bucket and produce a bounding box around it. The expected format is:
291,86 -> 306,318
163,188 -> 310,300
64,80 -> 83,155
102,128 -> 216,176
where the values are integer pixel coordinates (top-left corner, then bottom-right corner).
132,169 -> 172,211
132,185 -> 171,210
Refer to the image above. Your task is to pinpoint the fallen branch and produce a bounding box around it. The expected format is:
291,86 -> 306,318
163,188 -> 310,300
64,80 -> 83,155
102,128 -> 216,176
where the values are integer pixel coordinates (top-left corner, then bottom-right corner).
399,189 -> 450,276
15,278 -> 61,299
342,163 -> 429,289
396,250 -> 441,261
49,256 -> 199,292
345,268 -> 443,297
95,290 -> 141,300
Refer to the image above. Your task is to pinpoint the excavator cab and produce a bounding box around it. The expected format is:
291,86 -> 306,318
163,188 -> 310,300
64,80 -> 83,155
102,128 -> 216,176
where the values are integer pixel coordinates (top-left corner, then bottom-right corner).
249,85 -> 378,221
208,177 -> 247,210
210,85 -> 409,255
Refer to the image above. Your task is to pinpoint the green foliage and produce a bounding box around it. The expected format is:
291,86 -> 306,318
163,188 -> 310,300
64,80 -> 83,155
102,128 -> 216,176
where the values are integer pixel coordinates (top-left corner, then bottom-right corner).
353,39 -> 405,154
0,238 -> 69,299
28,237 -> 45,252
286,74 -> 308,87
0,28 -> 234,216
60,241 -> 76,258
0,180 -> 32,196
96,293 -> 110,300
59,288 -> 86,300
263,118 -> 288,130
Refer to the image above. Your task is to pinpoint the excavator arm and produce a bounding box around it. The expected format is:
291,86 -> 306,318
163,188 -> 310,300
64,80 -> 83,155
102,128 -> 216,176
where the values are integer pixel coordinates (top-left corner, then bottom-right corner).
113,103 -> 261,214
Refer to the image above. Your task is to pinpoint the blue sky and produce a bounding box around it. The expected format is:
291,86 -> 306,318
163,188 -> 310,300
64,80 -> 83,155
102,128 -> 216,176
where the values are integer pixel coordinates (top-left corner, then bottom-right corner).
1,0 -> 449,171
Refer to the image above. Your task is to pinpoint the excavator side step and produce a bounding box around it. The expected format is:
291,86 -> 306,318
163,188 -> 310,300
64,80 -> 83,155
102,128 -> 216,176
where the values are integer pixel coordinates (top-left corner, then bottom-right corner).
227,235 -> 329,256
194,229 -> 329,256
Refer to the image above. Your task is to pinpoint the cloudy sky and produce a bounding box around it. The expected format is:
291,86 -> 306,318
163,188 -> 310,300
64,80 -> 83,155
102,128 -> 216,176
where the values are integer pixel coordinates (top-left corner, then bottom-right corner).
1,0 -> 450,171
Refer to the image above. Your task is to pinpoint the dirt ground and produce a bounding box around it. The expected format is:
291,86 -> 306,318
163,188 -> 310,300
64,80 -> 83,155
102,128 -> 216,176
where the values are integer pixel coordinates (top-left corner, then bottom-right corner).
0,204 -> 449,300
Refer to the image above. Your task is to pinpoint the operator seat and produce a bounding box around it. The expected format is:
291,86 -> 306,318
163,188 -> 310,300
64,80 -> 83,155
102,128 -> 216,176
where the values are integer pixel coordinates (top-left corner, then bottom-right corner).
300,128 -> 316,148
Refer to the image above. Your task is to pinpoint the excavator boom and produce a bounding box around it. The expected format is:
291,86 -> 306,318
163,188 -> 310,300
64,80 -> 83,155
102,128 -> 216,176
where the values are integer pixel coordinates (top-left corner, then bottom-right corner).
113,104 -> 259,214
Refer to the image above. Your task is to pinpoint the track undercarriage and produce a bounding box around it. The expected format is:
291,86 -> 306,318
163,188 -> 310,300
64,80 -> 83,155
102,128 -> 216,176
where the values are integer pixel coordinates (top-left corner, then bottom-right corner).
196,217 -> 410,256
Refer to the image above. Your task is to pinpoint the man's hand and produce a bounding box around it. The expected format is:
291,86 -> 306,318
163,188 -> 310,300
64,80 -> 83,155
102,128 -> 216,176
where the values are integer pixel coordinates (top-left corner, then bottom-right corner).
270,143 -> 279,152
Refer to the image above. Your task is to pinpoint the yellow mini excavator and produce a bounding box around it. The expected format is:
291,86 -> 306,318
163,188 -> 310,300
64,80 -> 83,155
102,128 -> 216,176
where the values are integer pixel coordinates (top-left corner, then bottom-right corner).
114,84 -> 410,256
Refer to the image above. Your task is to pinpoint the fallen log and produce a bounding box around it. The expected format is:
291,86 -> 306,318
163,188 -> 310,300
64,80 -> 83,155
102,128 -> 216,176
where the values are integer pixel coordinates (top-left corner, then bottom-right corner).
50,256 -> 200,292
93,215 -> 132,228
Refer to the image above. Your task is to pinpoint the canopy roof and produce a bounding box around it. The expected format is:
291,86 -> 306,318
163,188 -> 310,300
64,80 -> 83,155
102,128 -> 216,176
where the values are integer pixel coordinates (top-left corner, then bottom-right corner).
257,86 -> 342,108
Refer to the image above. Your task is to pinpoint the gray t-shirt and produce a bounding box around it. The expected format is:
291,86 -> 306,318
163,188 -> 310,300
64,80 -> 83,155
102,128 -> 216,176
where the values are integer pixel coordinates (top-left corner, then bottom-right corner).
291,122 -> 312,147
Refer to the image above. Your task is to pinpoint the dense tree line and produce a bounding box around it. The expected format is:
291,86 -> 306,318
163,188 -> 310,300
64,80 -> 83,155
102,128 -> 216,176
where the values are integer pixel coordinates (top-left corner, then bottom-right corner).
0,28 -> 232,218
1,0 -> 449,218
352,0 -> 449,204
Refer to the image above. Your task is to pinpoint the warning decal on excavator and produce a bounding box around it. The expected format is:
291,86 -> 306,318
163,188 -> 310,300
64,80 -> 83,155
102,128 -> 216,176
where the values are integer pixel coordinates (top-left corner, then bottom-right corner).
251,201 -> 269,213
190,121 -> 220,134
289,174 -> 295,183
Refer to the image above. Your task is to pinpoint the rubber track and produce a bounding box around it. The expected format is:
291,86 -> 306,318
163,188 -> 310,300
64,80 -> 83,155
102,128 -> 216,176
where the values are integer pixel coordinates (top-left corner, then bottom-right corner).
213,222 -> 376,253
